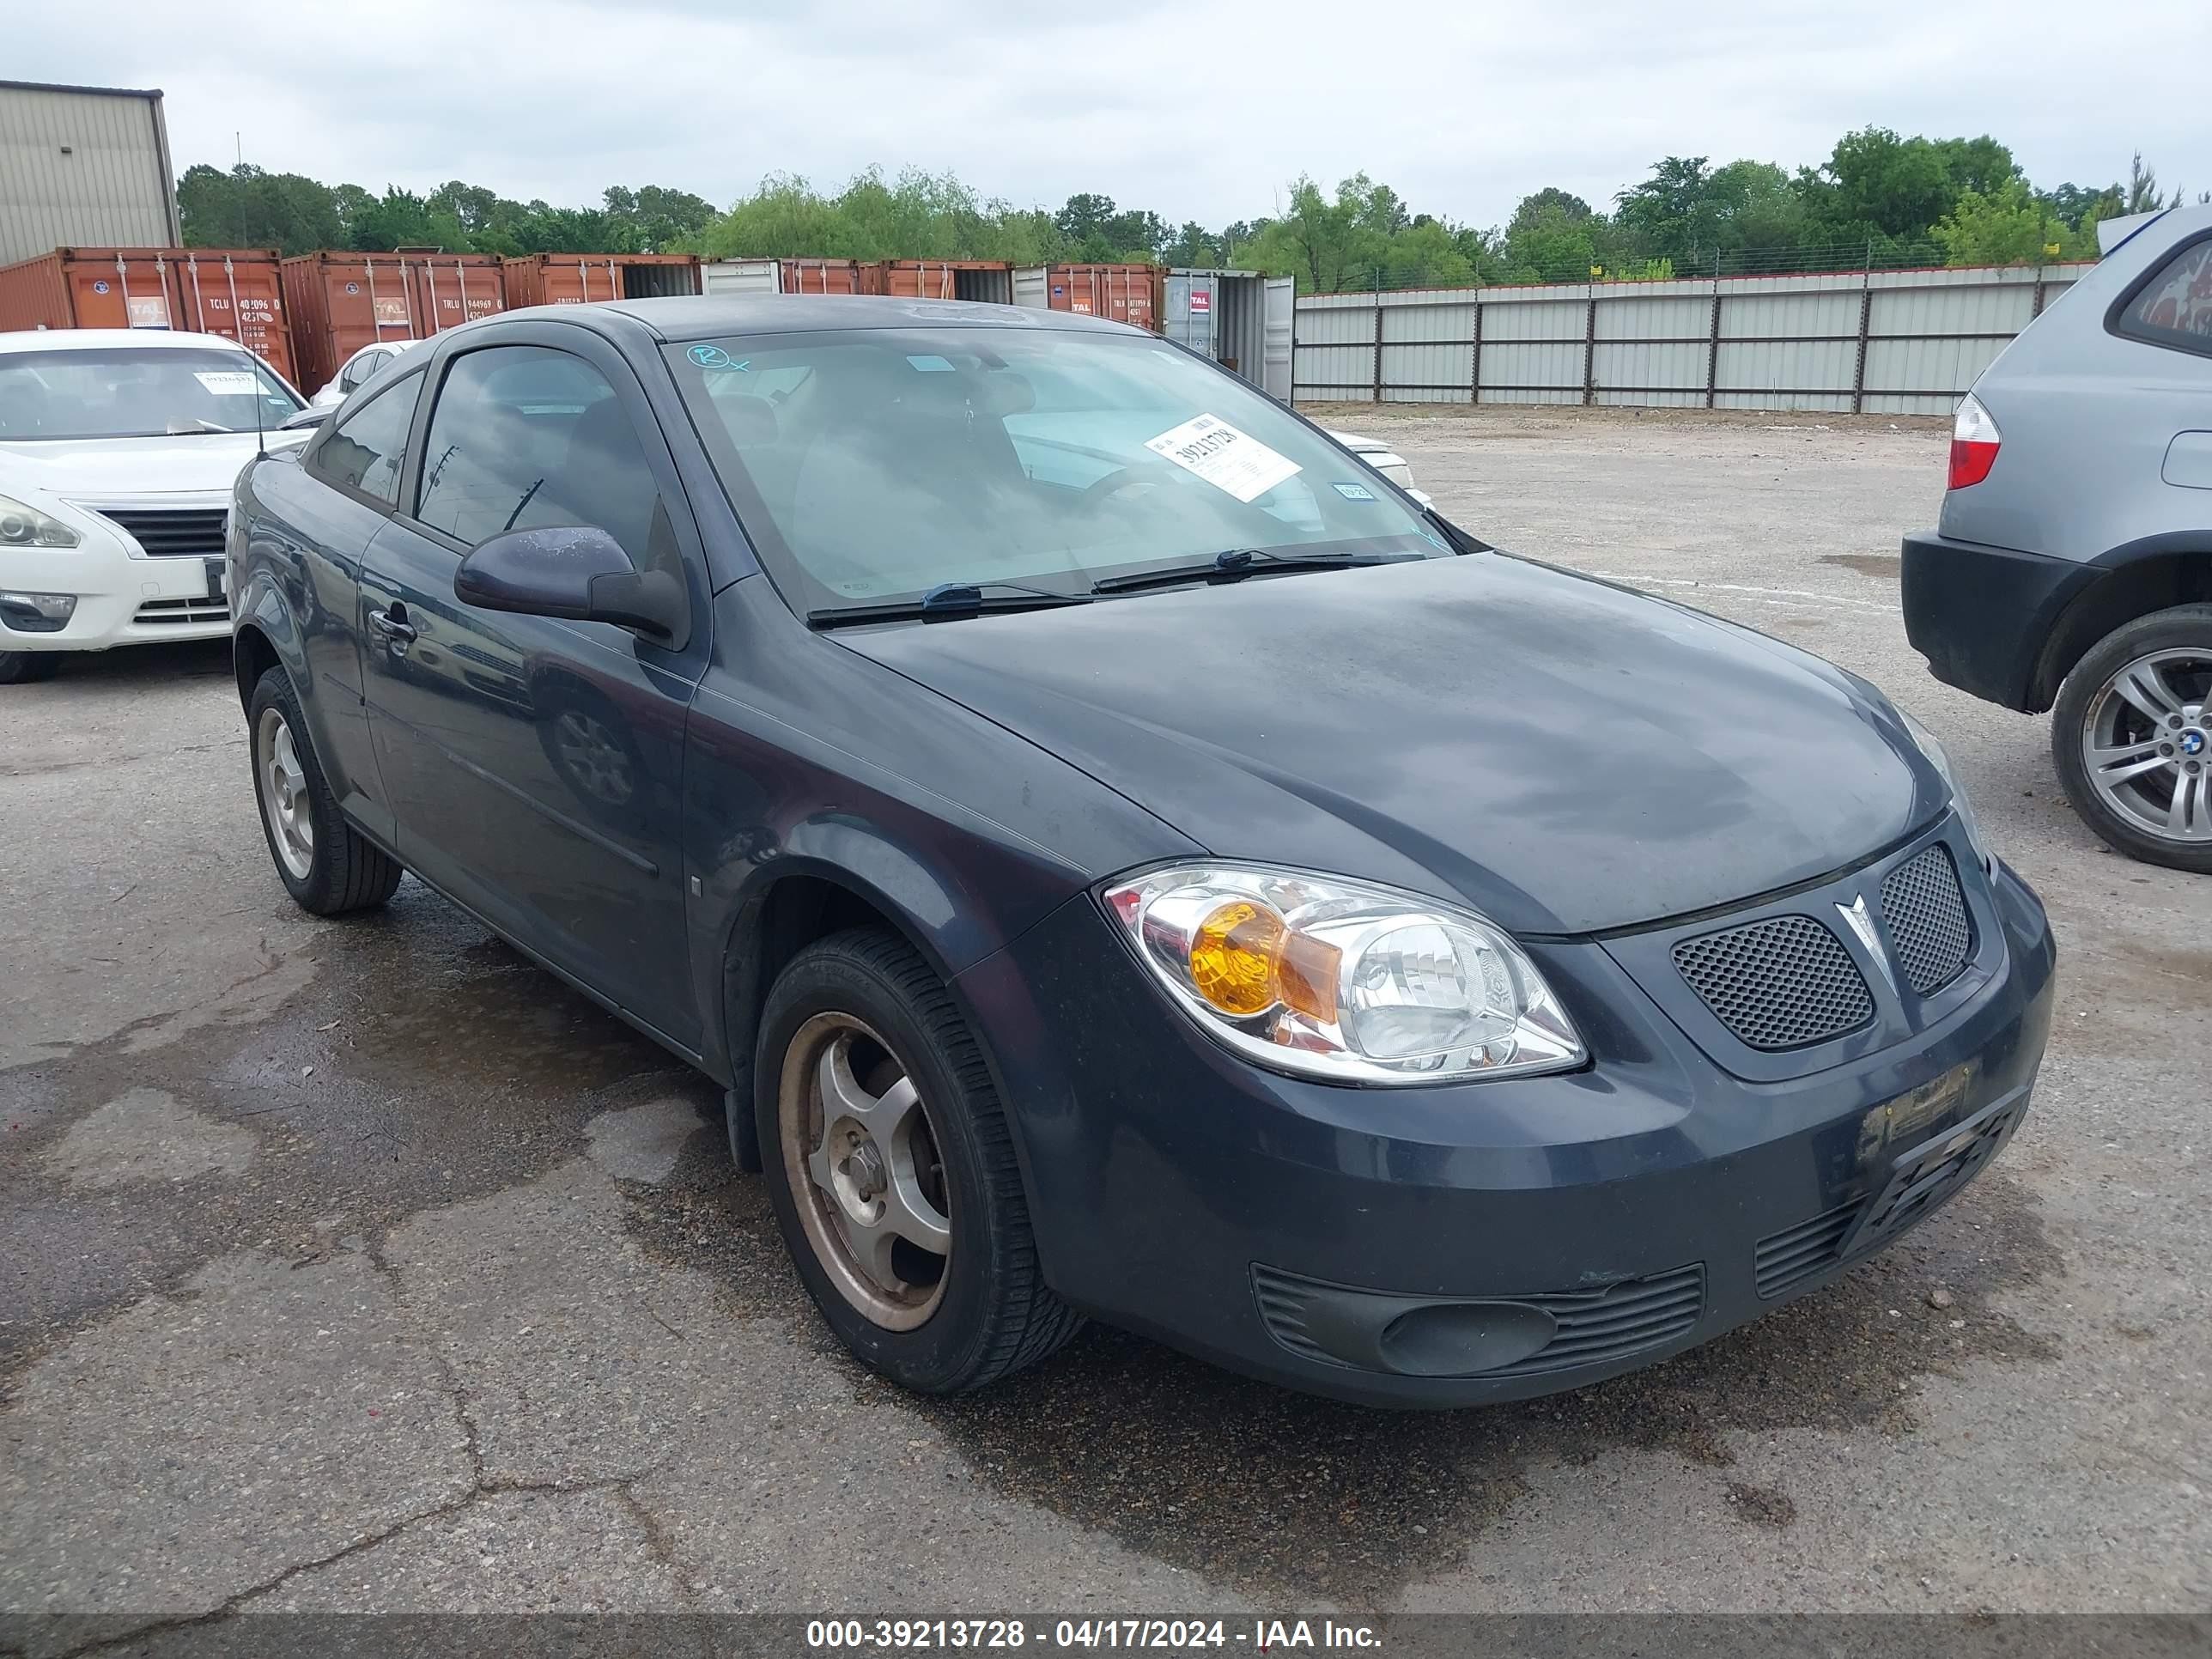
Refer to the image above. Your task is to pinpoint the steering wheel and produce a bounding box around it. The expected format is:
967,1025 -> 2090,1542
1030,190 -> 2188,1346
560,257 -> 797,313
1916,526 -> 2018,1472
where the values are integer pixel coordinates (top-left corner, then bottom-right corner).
1077,464 -> 1166,512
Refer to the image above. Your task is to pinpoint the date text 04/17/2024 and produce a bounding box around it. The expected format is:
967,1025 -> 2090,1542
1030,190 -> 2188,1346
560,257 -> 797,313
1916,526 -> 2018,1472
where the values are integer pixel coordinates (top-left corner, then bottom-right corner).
803,1620 -> 1382,1650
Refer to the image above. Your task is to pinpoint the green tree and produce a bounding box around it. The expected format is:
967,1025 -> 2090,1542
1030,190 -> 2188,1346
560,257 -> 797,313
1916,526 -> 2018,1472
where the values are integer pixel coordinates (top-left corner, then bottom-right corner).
178,163 -> 344,254
1931,179 -> 2079,265
1614,155 -> 1714,264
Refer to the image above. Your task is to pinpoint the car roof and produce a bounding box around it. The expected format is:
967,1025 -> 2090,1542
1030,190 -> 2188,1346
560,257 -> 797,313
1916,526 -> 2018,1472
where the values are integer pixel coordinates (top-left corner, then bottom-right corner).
529,294 -> 1150,344
0,327 -> 252,356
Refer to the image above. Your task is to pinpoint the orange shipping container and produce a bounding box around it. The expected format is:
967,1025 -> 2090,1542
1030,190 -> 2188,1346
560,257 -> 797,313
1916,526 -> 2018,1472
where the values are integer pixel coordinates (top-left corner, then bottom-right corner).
876,260 -> 1013,303
0,246 -> 300,385
776,258 -> 880,295
1012,264 -> 1161,331
501,252 -> 700,307
281,252 -> 507,394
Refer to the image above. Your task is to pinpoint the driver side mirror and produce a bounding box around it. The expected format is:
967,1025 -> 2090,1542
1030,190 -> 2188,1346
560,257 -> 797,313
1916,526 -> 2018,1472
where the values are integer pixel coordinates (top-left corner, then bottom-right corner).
281,405 -> 333,431
453,525 -> 688,646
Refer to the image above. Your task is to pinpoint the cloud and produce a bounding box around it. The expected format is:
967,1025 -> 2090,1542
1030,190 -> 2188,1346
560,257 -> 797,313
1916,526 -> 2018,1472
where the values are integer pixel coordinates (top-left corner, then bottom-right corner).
11,0 -> 2207,229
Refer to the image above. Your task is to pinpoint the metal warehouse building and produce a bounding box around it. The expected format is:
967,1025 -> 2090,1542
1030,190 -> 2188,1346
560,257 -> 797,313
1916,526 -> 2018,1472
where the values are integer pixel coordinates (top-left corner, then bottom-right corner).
0,80 -> 180,266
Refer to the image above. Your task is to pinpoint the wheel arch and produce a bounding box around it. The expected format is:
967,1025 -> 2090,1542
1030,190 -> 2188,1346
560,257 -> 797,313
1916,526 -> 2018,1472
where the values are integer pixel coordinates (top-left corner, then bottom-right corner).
714,859 -> 1026,1143
2033,538 -> 2212,711
234,619 -> 282,712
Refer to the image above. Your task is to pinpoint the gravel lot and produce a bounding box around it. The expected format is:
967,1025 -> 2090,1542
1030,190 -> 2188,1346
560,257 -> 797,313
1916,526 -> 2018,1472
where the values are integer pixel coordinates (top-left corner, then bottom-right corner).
3,405 -> 2208,1641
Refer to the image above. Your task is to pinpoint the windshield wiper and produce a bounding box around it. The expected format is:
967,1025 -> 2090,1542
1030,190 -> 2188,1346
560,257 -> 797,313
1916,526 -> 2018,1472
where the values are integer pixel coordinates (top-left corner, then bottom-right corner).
808,579 -> 1092,629
1090,546 -> 1416,596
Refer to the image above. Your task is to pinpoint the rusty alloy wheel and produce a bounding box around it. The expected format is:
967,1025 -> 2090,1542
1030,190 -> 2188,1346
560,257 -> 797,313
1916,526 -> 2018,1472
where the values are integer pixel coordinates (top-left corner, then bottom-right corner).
777,1011 -> 954,1330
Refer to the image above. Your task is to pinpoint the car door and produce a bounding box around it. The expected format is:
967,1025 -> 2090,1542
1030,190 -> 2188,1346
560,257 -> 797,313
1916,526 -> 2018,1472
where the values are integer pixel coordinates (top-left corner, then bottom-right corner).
358,325 -> 711,1049
285,365 -> 428,846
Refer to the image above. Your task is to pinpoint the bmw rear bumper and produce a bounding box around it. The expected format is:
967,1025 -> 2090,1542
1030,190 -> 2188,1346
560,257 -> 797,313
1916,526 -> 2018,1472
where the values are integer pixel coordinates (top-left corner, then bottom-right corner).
1901,530 -> 2095,712
958,836 -> 2055,1407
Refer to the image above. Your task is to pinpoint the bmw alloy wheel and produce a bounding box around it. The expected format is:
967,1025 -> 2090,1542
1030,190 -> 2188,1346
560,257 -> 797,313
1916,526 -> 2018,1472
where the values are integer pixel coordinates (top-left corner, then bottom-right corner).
2080,647 -> 2212,845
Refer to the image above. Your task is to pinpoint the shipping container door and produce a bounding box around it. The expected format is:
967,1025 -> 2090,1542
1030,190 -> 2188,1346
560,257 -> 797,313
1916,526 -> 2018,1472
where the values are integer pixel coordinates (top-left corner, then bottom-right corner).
1166,272 -> 1216,357
414,261 -> 494,333
702,260 -> 782,295
1012,267 -> 1048,311
535,261 -> 620,305
69,258 -> 173,328
1261,277 -> 1293,402
174,255 -> 296,384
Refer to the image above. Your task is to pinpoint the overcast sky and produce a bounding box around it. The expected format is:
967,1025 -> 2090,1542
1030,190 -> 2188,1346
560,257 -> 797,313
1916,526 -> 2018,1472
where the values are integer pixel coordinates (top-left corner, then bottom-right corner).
18,0 -> 2210,229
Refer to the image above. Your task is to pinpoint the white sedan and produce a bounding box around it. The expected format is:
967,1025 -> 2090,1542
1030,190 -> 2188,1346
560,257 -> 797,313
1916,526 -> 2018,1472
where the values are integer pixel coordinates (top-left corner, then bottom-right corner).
1323,428 -> 1425,501
0,329 -> 308,684
310,337 -> 429,407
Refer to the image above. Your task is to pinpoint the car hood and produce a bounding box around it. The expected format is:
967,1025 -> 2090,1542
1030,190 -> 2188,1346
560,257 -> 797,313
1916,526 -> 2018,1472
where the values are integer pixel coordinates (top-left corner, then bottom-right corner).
0,432 -> 306,498
838,554 -> 1945,935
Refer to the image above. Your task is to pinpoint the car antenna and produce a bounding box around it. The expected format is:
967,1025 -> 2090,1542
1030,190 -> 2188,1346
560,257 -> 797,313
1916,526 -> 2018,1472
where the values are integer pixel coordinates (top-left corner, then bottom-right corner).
251,346 -> 266,461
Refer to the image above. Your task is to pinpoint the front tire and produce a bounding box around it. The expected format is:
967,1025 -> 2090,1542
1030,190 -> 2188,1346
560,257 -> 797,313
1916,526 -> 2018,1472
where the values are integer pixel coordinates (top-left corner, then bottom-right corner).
2052,604 -> 2212,873
0,650 -> 61,685
753,927 -> 1081,1393
247,665 -> 404,914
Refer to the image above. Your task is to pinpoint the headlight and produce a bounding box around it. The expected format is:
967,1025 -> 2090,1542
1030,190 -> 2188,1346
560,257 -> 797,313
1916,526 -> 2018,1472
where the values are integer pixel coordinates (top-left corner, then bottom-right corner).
1101,864 -> 1584,1085
0,493 -> 82,550
1900,709 -> 1993,873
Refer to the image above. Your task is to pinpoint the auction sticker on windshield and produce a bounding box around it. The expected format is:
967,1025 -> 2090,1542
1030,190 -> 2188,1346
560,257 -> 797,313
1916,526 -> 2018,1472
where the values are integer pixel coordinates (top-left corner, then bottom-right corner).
193,371 -> 261,396
1145,414 -> 1300,503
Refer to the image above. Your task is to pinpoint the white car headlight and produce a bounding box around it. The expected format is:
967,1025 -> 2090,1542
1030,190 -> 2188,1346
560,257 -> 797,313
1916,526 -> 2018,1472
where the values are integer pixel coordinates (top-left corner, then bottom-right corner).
1900,709 -> 1994,874
1101,864 -> 1584,1085
0,493 -> 81,549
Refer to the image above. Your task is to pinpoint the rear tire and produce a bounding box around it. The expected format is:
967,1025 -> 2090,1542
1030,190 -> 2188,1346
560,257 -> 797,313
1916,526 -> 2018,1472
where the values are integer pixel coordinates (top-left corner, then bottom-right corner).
754,927 -> 1081,1393
0,651 -> 61,685
247,665 -> 404,914
2052,604 -> 2212,874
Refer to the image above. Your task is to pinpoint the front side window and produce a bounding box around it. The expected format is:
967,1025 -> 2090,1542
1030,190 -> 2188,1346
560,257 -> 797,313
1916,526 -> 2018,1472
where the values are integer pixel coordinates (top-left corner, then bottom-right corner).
309,369 -> 422,506
2115,236 -> 2212,357
665,327 -> 1443,615
0,347 -> 300,441
415,345 -> 661,562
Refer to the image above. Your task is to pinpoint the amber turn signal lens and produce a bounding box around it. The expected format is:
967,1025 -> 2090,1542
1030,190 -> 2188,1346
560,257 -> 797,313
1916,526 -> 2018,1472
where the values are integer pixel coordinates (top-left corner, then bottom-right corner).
1188,900 -> 1285,1016
1276,929 -> 1343,1024
1187,899 -> 1343,1023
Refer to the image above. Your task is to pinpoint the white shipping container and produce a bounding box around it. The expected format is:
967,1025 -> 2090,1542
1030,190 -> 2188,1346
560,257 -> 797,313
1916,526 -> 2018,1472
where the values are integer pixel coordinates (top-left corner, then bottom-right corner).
700,258 -> 784,296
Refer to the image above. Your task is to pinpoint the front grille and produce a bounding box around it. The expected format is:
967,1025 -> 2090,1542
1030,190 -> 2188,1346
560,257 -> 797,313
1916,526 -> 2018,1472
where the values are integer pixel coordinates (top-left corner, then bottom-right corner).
95,507 -> 228,557
135,596 -> 229,625
1673,914 -> 1874,1050
1754,1201 -> 1860,1298
1881,844 -> 1972,995
1252,1261 -> 1704,1379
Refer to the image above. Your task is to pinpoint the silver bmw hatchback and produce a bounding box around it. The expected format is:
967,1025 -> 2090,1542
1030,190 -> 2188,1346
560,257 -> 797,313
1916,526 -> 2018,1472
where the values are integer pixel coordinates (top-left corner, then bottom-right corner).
1903,203 -> 2212,872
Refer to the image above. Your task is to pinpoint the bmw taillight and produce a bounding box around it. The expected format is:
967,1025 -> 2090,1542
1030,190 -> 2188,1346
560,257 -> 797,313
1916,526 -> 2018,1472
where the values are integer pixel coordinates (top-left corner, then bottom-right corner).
1948,393 -> 2002,489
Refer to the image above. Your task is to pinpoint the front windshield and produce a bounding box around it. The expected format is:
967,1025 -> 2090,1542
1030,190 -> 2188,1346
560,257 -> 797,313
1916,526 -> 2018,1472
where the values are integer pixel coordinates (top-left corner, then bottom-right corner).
0,347 -> 301,441
665,326 -> 1445,611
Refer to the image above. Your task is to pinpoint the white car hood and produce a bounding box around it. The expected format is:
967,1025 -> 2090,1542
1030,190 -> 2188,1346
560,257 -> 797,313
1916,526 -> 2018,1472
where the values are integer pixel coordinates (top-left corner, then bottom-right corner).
0,432 -> 304,499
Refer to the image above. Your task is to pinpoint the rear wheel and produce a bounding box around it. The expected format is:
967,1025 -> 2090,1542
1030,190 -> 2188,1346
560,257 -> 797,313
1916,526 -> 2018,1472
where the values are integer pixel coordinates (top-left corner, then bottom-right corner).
248,665 -> 404,913
0,650 -> 61,685
2052,605 -> 2212,873
753,927 -> 1081,1393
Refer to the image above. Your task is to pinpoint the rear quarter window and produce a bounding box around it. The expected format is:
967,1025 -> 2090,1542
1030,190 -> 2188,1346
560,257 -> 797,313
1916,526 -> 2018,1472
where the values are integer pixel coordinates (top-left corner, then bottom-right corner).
2112,235 -> 2212,359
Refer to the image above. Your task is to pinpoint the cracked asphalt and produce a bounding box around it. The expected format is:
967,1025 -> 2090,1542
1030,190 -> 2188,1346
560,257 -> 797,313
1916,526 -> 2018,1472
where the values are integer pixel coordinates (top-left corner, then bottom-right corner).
3,406 -> 2209,1648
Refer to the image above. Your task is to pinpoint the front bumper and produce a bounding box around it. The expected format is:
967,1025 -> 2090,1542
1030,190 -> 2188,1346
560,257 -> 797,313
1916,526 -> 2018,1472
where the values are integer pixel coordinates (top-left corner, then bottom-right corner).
1901,530 -> 2095,712
958,836 -> 2056,1407
0,497 -> 232,653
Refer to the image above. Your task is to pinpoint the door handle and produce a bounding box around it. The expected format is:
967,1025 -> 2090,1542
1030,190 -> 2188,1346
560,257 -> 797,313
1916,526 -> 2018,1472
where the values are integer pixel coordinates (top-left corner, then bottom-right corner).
368,607 -> 417,643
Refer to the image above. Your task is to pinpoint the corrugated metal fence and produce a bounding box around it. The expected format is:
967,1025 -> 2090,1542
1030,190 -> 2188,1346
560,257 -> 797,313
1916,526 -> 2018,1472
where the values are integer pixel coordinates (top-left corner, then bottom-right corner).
1292,263 -> 2094,416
